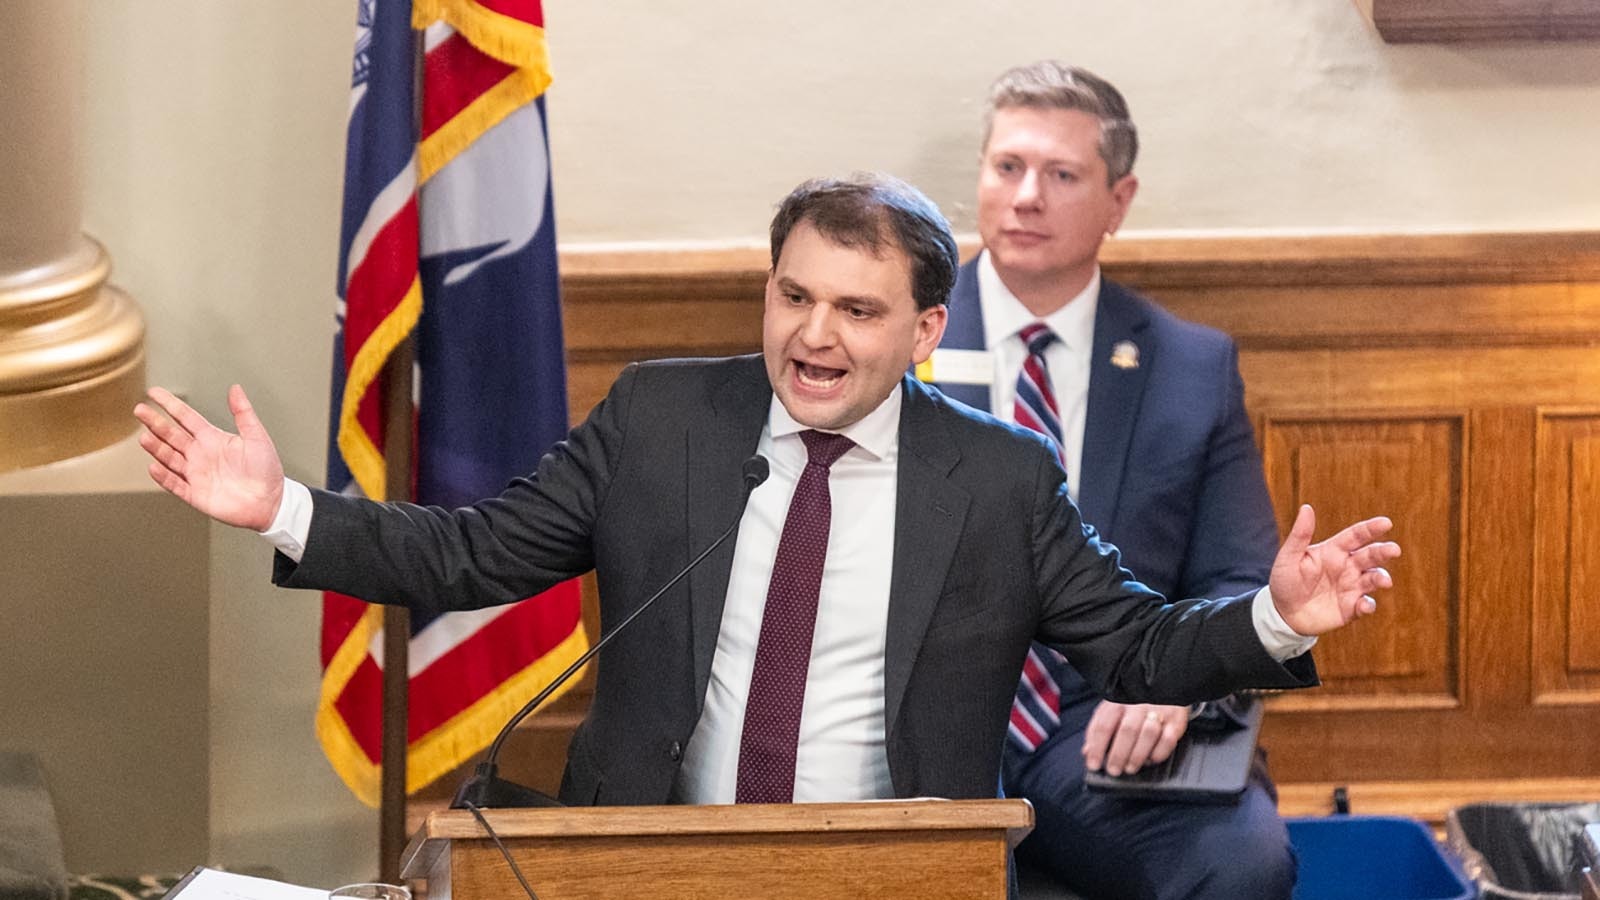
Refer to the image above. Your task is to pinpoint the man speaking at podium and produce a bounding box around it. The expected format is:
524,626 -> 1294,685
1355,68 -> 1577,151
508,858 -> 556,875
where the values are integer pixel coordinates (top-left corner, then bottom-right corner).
135,173 -> 1397,810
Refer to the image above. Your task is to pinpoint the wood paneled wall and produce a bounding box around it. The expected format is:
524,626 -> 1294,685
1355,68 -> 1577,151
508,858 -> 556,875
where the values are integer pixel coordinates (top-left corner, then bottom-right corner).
418,232 -> 1600,821
1134,233 -> 1600,814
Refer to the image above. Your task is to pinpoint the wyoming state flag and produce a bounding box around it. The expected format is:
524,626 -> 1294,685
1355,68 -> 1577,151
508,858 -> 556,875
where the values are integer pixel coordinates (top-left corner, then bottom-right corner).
319,0 -> 585,806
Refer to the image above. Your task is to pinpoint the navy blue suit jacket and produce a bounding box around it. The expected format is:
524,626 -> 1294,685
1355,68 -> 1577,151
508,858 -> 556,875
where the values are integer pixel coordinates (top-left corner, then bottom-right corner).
934,260 -> 1280,732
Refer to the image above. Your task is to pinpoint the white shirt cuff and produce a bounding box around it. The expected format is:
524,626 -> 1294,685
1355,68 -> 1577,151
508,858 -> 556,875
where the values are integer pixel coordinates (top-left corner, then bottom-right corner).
1251,586 -> 1317,661
257,478 -> 313,563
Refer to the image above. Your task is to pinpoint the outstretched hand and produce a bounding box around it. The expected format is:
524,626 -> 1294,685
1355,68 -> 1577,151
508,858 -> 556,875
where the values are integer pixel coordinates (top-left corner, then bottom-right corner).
133,385 -> 285,531
1270,505 -> 1400,636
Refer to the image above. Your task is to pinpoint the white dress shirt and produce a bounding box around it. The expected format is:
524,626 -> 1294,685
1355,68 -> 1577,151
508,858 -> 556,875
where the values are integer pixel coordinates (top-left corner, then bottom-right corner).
673,388 -> 902,803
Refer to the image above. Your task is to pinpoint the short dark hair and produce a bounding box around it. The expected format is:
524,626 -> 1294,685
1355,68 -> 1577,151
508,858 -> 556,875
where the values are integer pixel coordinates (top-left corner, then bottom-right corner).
769,173 -> 959,312
984,61 -> 1138,185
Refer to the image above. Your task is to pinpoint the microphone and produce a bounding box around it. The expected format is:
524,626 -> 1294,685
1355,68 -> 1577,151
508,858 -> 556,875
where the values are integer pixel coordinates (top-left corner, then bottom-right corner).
451,454 -> 771,809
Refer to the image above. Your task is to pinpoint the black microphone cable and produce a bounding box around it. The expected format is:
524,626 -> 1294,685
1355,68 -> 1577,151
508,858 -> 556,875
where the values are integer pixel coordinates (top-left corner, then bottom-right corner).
462,800 -> 541,900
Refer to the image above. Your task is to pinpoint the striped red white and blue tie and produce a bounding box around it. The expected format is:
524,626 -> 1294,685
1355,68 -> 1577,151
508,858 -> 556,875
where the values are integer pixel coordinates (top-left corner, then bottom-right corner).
1009,323 -> 1068,752
1012,323 -> 1067,468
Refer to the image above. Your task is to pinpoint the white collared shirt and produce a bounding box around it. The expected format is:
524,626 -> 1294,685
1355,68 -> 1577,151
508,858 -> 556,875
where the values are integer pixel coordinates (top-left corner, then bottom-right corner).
673,387 -> 902,804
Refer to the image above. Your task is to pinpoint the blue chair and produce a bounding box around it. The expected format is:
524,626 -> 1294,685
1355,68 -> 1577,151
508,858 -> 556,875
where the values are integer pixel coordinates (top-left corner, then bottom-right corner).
1287,815 -> 1473,900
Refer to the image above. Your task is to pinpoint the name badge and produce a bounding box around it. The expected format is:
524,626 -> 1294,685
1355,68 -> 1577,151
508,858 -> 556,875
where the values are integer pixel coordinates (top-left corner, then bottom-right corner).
916,348 -> 994,385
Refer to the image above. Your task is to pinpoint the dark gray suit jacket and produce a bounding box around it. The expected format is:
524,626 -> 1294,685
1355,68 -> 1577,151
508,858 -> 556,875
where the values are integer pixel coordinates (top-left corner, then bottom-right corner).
275,354 -> 1315,804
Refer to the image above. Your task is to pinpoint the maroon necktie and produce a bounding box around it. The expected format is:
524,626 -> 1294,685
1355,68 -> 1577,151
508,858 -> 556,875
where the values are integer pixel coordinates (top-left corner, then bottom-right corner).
735,429 -> 855,803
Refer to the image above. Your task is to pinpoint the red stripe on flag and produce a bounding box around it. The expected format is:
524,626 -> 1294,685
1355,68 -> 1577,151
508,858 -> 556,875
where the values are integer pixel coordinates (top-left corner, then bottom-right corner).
323,581 -> 584,762
421,35 -> 515,140
407,581 -> 582,737
478,0 -> 544,27
342,195 -> 419,444
335,656 -> 387,764
321,592 -> 371,669
342,199 -> 420,358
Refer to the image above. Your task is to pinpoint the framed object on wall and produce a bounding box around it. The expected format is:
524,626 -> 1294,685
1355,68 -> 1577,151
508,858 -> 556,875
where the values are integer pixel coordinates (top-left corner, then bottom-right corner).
1354,0 -> 1600,42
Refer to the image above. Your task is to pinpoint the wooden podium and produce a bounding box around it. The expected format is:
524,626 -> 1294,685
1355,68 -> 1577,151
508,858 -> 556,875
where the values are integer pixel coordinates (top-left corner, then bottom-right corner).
401,799 -> 1032,899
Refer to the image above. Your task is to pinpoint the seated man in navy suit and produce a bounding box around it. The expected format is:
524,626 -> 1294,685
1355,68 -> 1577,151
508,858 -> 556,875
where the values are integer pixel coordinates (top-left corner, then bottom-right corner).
925,62 -> 1295,899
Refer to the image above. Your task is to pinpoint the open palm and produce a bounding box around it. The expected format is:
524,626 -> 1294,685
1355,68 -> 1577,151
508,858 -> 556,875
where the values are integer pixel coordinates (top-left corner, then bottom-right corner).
134,385 -> 285,531
1269,505 -> 1400,636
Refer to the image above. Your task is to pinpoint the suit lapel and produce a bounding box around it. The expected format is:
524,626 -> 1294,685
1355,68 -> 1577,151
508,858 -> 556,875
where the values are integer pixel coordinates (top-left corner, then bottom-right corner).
1077,280 -> 1153,529
686,356 -> 770,705
884,377 -> 970,735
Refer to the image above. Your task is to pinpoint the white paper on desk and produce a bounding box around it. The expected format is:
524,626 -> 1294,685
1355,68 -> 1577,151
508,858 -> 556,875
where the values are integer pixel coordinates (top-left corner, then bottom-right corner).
164,867 -> 330,900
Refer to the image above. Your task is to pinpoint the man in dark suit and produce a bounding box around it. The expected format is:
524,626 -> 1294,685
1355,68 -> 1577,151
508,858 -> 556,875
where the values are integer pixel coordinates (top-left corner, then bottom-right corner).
133,173 -> 1396,812
922,62 -> 1293,898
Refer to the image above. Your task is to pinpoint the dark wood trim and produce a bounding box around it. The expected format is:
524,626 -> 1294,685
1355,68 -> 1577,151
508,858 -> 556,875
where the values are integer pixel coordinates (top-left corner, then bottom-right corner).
1354,0 -> 1600,42
561,232 -> 1600,291
560,232 -> 1600,355
1277,777 -> 1600,824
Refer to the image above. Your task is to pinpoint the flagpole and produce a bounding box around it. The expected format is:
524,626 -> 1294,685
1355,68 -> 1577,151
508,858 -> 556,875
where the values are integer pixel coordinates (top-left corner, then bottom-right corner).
378,335 -> 415,883
373,22 -> 427,883
337,5 -> 578,880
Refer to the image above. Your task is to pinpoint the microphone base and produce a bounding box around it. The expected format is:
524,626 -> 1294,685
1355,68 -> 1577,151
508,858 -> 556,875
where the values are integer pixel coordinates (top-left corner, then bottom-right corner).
450,767 -> 566,810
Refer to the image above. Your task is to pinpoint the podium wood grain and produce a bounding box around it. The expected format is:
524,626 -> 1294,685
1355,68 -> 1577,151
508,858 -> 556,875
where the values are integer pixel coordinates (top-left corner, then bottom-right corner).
402,800 -> 1032,900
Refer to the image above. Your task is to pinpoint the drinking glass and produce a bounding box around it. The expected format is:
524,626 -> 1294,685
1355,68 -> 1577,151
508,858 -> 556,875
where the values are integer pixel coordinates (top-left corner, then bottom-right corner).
329,883 -> 410,900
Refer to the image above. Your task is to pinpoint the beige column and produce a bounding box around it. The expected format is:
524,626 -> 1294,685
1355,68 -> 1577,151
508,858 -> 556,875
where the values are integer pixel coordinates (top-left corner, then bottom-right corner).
0,0 -> 145,472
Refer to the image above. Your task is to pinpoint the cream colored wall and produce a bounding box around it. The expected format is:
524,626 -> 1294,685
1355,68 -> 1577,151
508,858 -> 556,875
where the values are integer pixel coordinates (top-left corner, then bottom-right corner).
83,2 -> 370,887
543,1 -> 1600,240
77,0 -> 1599,888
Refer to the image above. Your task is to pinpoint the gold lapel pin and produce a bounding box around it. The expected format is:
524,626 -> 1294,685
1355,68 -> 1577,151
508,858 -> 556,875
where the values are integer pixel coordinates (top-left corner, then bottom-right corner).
1110,340 -> 1140,370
